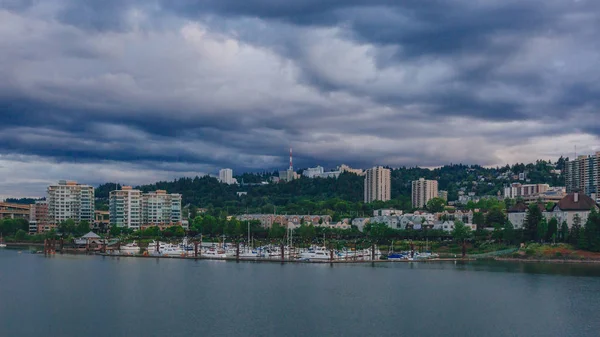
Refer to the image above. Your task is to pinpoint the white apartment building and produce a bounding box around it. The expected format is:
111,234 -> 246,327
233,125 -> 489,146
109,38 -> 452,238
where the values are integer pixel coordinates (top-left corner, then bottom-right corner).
141,190 -> 182,226
412,178 -> 438,209
219,168 -> 236,185
364,166 -> 391,203
109,186 -> 142,229
47,180 -> 94,224
303,166 -> 324,178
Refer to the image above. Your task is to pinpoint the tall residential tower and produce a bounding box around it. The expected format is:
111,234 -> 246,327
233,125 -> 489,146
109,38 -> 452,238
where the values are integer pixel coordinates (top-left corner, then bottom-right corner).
411,178 -> 439,209
364,166 -> 391,203
47,180 -> 94,225
565,152 -> 600,202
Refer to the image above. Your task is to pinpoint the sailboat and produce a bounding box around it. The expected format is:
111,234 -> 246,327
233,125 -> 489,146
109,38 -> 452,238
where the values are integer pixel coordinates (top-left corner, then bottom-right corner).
0,233 -> 7,248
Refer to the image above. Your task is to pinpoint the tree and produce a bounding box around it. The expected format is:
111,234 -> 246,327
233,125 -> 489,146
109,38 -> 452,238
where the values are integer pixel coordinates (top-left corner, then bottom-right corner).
547,218 -> 558,242
426,197 -> 446,213
76,220 -> 91,235
503,220 -> 516,244
473,212 -> 485,231
583,209 -> 600,252
15,229 -> 27,241
268,223 -> 286,240
58,219 -> 76,236
524,204 -> 542,241
560,221 -> 569,243
298,224 -> 316,243
570,215 -> 582,246
537,217 -> 548,242
485,207 -> 506,228
452,221 -> 471,242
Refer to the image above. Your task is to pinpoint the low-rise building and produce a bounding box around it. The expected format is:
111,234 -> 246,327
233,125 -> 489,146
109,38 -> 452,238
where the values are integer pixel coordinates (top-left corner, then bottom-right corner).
0,202 -> 30,220
508,192 -> 599,229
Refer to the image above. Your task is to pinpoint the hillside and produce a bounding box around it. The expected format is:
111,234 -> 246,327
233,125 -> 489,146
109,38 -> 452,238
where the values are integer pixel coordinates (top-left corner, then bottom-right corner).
94,160 -> 564,217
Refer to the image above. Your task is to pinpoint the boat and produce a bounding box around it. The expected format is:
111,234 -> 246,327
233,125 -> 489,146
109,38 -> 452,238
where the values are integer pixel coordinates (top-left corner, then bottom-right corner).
299,247 -> 335,261
202,245 -> 227,258
0,234 -> 6,248
387,253 -> 409,261
119,241 -> 141,255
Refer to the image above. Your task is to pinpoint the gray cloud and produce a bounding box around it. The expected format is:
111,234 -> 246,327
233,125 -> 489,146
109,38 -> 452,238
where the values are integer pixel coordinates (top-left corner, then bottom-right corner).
1,0 -> 599,196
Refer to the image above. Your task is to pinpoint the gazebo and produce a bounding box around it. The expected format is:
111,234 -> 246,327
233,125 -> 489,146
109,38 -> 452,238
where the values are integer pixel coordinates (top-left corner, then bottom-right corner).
82,232 -> 101,251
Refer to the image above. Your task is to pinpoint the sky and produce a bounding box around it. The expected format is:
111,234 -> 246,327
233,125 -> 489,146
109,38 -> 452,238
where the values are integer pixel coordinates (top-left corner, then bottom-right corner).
1,0 -> 600,198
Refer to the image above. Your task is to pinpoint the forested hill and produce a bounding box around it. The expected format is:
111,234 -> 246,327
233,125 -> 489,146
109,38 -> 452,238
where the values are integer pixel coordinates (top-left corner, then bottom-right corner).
95,160 -> 565,214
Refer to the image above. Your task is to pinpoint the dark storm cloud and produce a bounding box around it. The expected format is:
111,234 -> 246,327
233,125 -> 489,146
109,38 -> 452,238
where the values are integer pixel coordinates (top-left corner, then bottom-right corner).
0,0 -> 599,196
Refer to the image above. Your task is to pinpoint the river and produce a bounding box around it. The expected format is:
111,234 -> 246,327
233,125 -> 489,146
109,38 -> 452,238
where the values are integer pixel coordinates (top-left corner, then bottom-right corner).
1,247 -> 600,336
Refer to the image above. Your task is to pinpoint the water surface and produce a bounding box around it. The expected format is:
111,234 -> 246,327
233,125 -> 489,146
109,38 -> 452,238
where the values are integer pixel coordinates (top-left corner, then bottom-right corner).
1,248 -> 600,337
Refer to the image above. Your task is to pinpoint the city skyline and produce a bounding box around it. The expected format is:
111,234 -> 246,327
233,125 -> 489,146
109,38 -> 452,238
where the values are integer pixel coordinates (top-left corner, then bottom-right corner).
1,1 -> 600,198
0,154 -> 592,200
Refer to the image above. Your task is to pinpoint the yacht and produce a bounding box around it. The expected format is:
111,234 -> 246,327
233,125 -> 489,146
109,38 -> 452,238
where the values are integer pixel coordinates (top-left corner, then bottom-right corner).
119,241 -> 141,255
202,246 -> 227,258
162,244 -> 188,257
299,247 -> 334,261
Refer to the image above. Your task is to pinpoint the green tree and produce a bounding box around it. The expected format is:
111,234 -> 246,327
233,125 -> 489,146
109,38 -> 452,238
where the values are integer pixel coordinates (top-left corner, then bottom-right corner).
503,220 -> 516,244
268,223 -> 286,240
76,220 -> 91,235
473,212 -> 485,231
15,229 -> 27,241
426,197 -> 446,212
524,204 -> 542,241
537,217 -> 548,242
547,218 -> 558,242
570,215 -> 582,246
109,225 -> 122,237
583,209 -> 600,252
298,224 -> 316,243
485,207 -> 506,227
452,221 -> 471,242
58,219 -> 76,236
560,221 -> 569,243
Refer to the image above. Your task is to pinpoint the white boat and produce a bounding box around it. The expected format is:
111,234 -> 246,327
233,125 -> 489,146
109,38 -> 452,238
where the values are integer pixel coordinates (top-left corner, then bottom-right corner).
0,234 -> 7,248
202,246 -> 227,258
299,247 -> 334,261
162,245 -> 188,257
119,241 -> 141,254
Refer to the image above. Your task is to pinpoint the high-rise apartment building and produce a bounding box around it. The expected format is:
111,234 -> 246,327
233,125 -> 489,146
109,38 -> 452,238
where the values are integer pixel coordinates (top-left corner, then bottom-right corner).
47,180 -> 94,225
219,168 -> 235,185
141,190 -> 182,226
364,166 -> 391,203
412,178 -> 439,209
109,188 -> 182,228
565,152 -> 600,202
109,186 -> 142,229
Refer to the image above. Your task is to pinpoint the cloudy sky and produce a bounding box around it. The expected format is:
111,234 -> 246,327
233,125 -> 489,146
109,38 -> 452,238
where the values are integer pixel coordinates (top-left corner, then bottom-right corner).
1,0 -> 600,198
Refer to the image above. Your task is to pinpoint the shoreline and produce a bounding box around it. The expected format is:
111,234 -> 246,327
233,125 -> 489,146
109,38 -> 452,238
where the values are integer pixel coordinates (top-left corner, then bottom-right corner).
494,257 -> 600,264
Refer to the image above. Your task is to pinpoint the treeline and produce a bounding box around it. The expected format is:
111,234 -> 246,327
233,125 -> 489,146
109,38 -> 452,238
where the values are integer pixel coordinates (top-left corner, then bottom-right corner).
93,160 -> 562,217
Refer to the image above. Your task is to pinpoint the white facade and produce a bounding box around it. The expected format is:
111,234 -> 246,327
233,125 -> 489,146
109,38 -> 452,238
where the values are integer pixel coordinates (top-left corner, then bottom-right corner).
302,166 -> 324,178
411,178 -> 439,209
364,166 -> 391,203
109,186 -> 142,229
219,168 -> 235,185
47,180 -> 95,224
